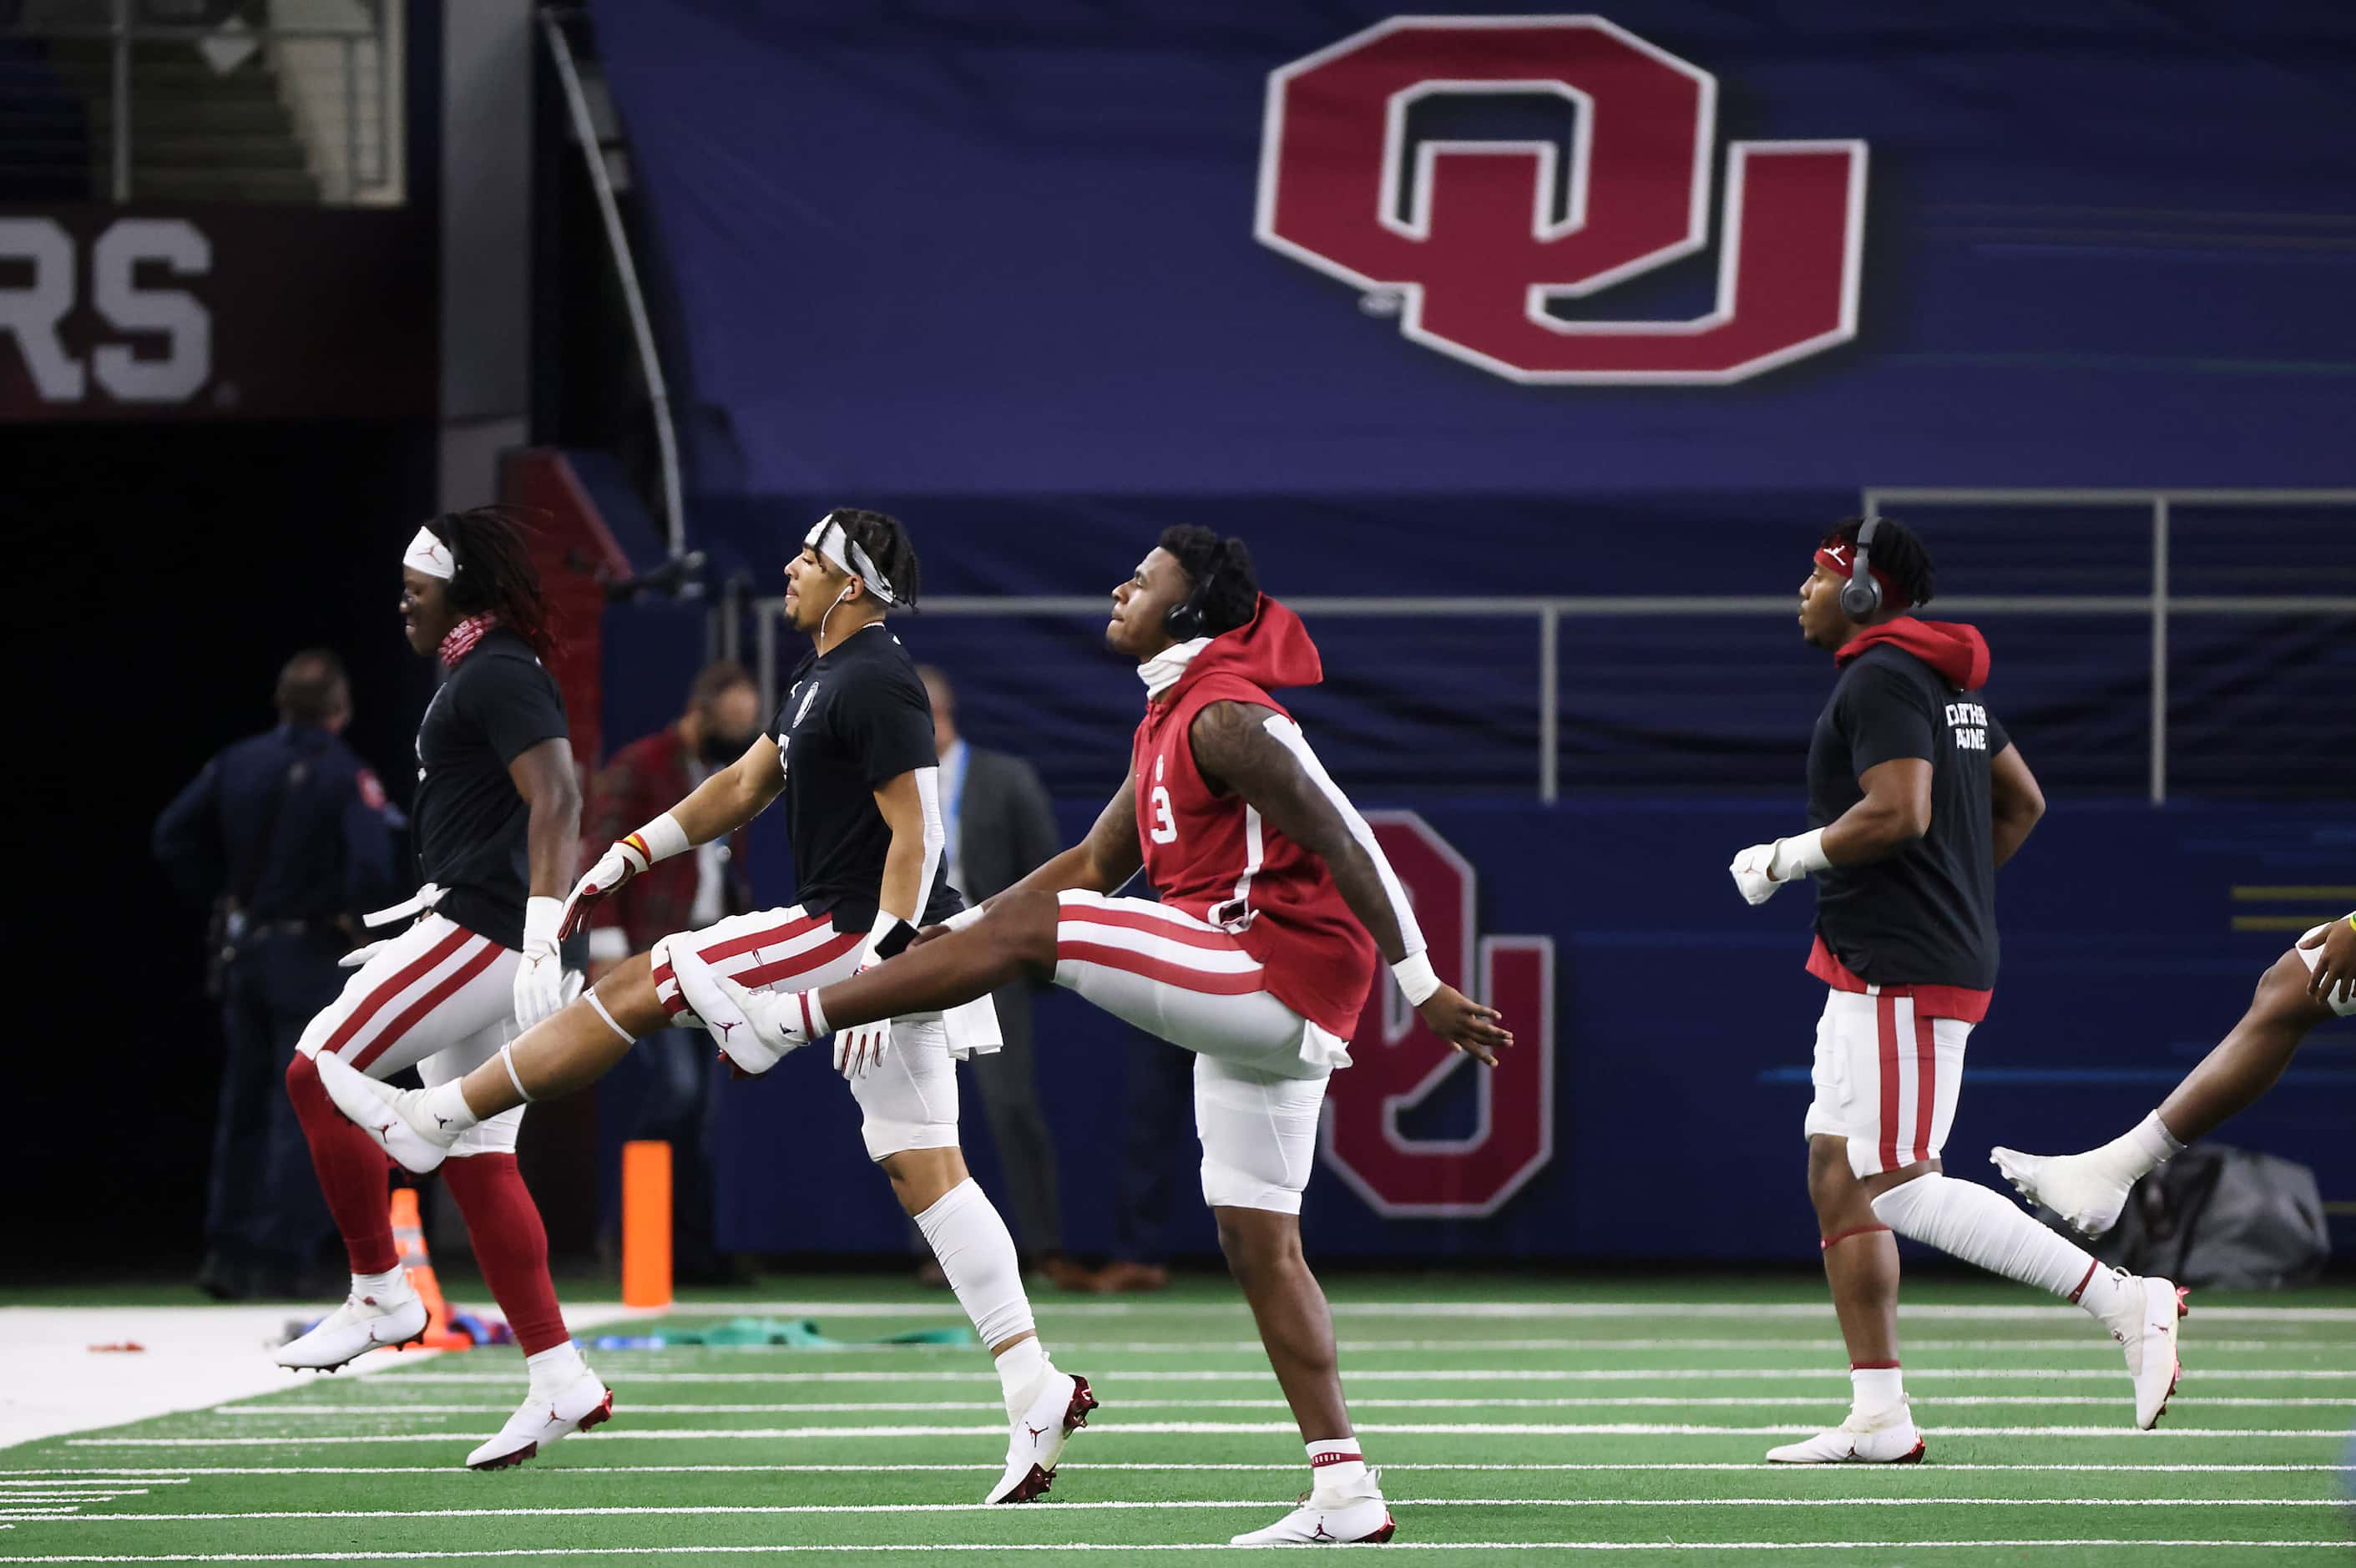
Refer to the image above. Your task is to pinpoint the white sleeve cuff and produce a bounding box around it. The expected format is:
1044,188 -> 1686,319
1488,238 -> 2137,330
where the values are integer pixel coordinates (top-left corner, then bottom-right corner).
1393,949 -> 1441,1007
1769,827 -> 1833,880
523,895 -> 564,950
943,903 -> 988,933
629,811 -> 691,865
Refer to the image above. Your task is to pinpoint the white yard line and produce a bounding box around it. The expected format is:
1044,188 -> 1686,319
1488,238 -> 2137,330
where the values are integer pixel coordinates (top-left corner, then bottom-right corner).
202,1396 -> 2356,1414
275,1367 -> 2356,1386
18,1497 -> 2356,1525
0,1305 -> 642,1451
642,1300 -> 2356,1323
1033,1338 -> 2313,1353
0,1538 -> 2347,1561
65,1421 -> 2356,1444
10,1462 -> 2348,1477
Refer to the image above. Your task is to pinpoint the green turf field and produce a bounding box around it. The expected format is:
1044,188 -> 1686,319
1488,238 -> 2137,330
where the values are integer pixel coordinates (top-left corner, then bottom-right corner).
4,1273 -> 2352,1565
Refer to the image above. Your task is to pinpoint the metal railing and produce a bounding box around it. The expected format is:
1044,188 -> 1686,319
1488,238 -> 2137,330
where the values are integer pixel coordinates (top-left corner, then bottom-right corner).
742,488 -> 2356,805
3,0 -> 403,205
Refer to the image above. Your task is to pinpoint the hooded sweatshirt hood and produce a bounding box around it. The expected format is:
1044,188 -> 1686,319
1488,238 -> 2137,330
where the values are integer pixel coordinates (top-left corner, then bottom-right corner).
1836,617 -> 1991,692
1157,594 -> 1324,704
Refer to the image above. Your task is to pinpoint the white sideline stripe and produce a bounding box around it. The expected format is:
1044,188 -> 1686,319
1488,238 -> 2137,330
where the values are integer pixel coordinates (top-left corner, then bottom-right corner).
27,1498 -> 2356,1525
296,1367 -> 2356,1385
482,1337 -> 2330,1357
13,1461 -> 2348,1477
207,1396 -> 2356,1413
645,1299 -> 2356,1323
0,1539 -> 2347,1560
68,1422 -> 2356,1444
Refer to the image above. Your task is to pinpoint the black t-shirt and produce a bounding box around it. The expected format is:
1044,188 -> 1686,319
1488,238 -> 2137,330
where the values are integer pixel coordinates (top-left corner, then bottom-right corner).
772,623 -> 963,932
412,629 -> 569,949
1807,644 -> 2011,990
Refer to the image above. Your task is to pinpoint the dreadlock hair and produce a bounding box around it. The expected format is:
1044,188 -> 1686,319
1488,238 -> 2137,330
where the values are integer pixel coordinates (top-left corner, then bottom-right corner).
422,506 -> 559,663
1822,515 -> 1936,610
827,508 -> 922,611
1158,524 -> 1260,637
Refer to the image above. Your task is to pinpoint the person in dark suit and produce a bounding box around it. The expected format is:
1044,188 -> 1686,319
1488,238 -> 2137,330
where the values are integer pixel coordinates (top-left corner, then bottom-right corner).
918,665 -> 1089,1290
582,660 -> 762,1282
153,649 -> 401,1299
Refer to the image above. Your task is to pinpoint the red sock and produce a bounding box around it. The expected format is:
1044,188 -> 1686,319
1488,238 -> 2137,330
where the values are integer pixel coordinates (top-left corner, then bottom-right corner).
285,1053 -> 398,1275
440,1152 -> 568,1356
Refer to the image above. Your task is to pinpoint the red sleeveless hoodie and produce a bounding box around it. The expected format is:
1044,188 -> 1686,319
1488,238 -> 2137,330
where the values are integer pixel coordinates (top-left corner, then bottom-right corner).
1130,597 -> 1378,1038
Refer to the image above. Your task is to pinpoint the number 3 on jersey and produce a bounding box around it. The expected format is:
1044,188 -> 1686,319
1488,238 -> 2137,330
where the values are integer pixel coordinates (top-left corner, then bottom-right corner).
1149,755 -> 1178,845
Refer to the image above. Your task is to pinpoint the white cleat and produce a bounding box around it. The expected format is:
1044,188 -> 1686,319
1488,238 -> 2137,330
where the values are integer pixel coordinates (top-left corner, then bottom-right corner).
1990,1145 -> 2132,1238
465,1365 -> 615,1471
670,946 -> 814,1076
1229,1472 -> 1397,1545
984,1372 -> 1098,1504
1765,1404 -> 1927,1464
313,1050 -> 457,1175
2101,1272 -> 2188,1429
275,1282 -> 428,1372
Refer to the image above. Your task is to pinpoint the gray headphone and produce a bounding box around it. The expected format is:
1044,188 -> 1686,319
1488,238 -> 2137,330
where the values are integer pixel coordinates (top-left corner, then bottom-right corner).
1838,513 -> 1885,620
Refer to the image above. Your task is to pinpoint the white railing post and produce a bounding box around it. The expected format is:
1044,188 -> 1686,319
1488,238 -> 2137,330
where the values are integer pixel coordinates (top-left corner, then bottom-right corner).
1539,604 -> 1560,804
2150,495 -> 2170,805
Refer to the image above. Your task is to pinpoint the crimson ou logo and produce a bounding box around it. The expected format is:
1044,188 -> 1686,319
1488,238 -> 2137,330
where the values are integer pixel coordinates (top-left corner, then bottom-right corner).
1321,814 -> 1554,1218
1256,16 -> 1866,384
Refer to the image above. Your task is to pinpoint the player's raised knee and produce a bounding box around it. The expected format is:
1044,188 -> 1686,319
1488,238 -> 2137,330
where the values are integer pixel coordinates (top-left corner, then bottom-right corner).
2255,946 -> 2315,1010
979,887 -> 1062,967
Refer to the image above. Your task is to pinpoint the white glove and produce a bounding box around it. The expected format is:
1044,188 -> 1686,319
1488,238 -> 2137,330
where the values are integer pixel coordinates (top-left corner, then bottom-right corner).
1729,828 -> 1832,907
338,937 -> 393,970
834,1015 -> 892,1081
513,896 -> 583,1027
558,838 -> 650,939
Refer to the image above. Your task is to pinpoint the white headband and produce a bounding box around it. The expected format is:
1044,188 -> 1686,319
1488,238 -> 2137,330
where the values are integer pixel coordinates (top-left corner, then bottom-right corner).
804,514 -> 896,606
403,526 -> 455,581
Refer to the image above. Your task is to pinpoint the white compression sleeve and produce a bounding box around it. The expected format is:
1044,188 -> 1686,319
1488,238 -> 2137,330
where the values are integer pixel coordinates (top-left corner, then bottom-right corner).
902,766 -> 944,925
912,1178 -> 1038,1355
1870,1175 -> 2120,1316
1260,713 -> 1428,959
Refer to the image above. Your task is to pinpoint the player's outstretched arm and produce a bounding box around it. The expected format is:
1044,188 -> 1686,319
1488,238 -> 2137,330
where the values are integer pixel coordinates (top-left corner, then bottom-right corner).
1188,701 -> 1513,1066
919,771 -> 1145,942
560,735 -> 786,938
1989,742 -> 2045,869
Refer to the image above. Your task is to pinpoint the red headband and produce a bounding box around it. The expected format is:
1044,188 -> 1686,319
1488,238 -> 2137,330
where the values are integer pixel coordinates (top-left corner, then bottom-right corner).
1814,541 -> 1911,612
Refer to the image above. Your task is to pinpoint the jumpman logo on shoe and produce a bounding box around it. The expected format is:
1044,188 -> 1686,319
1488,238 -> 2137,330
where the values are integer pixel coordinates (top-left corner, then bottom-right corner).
435,1114 -> 451,1129
716,1019 -> 739,1039
1025,1421 -> 1050,1443
1311,1520 -> 1334,1542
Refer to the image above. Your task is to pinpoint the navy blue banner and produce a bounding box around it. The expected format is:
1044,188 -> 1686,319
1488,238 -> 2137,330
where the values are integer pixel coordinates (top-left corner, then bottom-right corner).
591,2 -> 2356,505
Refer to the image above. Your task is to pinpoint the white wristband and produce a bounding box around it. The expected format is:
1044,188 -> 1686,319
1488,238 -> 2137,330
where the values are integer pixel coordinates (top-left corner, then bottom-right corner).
1769,827 -> 1833,881
943,903 -> 988,933
625,812 -> 691,866
523,895 -> 564,951
1393,949 -> 1441,1007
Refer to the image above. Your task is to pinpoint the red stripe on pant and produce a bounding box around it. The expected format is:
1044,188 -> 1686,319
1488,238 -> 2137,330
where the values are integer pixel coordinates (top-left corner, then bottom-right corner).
1911,1010 -> 1939,1166
736,930 -> 865,992
1059,903 -> 1236,951
1056,940 -> 1267,996
699,912 -> 829,965
350,937 -> 505,1073
656,913 -> 838,1017
321,925 -> 475,1058
1876,991 -> 1902,1173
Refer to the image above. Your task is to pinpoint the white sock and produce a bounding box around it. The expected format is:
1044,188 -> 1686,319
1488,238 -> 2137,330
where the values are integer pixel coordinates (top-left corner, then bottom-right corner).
1851,1364 -> 1904,1417
993,1336 -> 1049,1411
2087,1109 -> 2184,1185
419,1081 -> 479,1133
1308,1437 -> 1371,1494
525,1339 -> 585,1396
352,1267 -> 407,1302
1871,1174 -> 2110,1307
913,1178 -> 1039,1406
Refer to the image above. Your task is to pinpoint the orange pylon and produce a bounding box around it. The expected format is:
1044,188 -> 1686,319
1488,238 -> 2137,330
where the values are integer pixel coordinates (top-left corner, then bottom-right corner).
389,1186 -> 472,1350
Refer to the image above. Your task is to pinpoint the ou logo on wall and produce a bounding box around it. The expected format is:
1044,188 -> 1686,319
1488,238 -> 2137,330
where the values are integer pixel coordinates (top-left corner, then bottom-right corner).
1255,15 -> 1867,384
1321,813 -> 1554,1218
